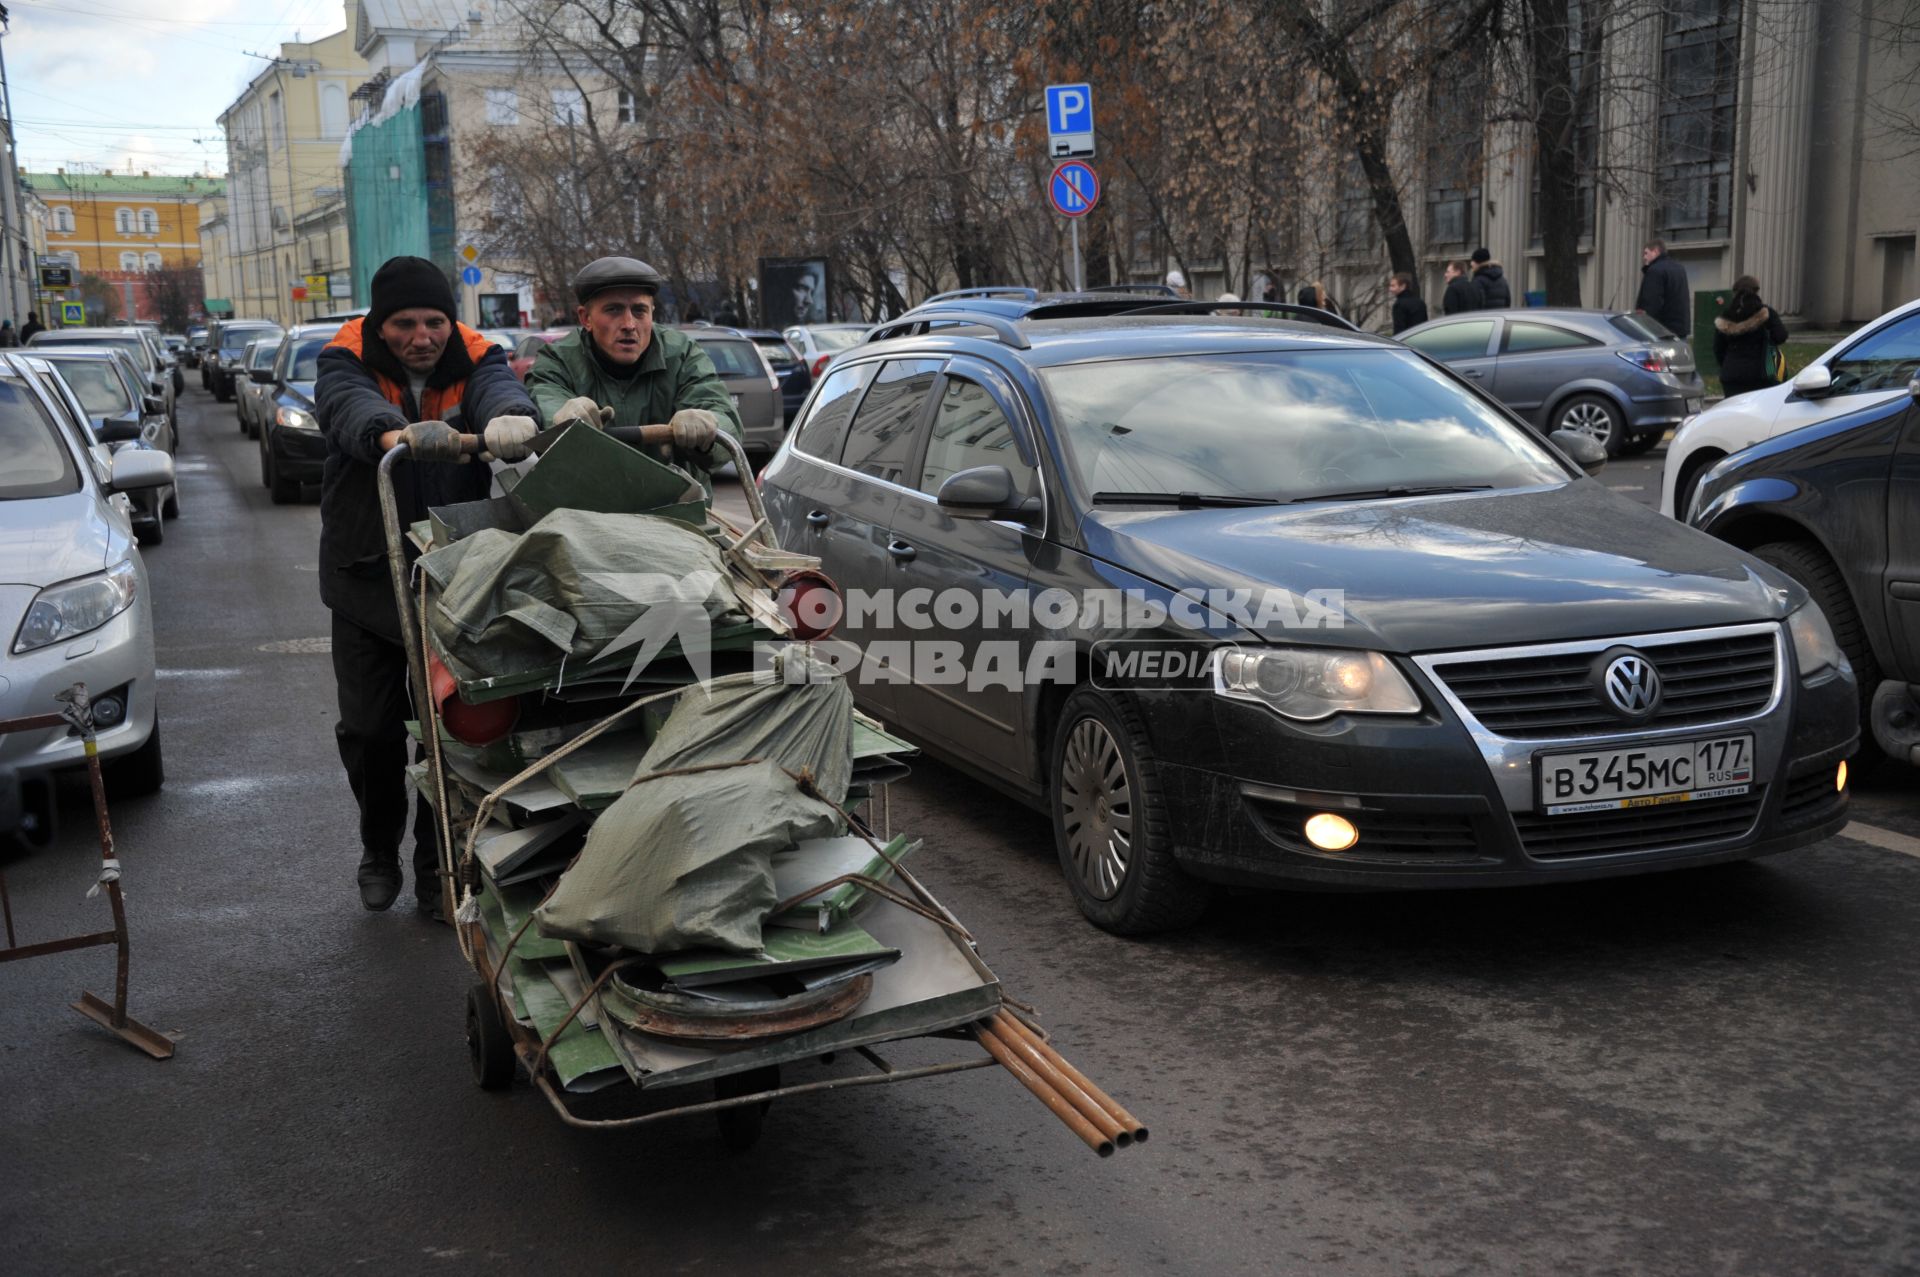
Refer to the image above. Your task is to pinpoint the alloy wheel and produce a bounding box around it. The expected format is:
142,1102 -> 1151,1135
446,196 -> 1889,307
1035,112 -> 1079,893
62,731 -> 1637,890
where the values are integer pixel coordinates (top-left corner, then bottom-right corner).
1559,400 -> 1614,442
1059,717 -> 1133,901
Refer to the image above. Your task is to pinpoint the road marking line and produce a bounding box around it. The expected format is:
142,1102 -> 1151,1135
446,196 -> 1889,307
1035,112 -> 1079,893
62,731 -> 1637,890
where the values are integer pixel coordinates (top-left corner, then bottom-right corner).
1608,484 -> 1645,491
1841,820 -> 1920,860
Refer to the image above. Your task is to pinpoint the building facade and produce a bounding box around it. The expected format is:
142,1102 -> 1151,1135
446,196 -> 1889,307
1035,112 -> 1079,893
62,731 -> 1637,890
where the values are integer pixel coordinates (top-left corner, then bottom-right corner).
23,171 -> 224,325
219,14 -> 370,325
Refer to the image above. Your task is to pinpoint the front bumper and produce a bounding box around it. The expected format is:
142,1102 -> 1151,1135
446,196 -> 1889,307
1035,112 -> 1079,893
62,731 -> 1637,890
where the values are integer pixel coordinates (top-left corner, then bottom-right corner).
1142,634 -> 1856,890
269,424 -> 328,481
0,594 -> 157,774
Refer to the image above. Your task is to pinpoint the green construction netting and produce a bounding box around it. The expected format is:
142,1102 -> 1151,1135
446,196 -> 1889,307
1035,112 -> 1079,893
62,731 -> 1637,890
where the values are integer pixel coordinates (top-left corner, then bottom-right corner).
346,102 -> 429,307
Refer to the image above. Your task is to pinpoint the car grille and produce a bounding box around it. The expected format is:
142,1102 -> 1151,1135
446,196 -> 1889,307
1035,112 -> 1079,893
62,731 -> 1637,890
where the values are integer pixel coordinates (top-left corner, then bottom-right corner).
1511,787 -> 1766,860
1245,796 -> 1489,863
1431,629 -> 1777,739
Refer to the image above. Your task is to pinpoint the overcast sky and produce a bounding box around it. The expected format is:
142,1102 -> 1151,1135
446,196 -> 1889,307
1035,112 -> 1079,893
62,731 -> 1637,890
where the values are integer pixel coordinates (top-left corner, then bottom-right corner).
7,0 -> 346,178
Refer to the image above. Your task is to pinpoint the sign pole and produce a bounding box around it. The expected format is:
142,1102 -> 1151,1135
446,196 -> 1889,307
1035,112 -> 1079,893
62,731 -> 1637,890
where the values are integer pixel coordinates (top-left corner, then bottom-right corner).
1070,217 -> 1082,292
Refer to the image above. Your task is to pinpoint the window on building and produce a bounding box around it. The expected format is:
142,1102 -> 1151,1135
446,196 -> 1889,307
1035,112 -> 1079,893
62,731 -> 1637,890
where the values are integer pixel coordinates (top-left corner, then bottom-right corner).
53,206 -> 75,233
61,251 -> 80,272
551,86 -> 585,125
270,90 -> 285,148
139,208 -> 159,234
617,89 -> 638,124
485,88 -> 520,126
321,83 -> 349,139
1656,0 -> 1741,241
115,208 -> 134,234
120,251 -> 140,272
1336,158 -> 1374,257
143,252 -> 163,272
1424,64 -> 1484,249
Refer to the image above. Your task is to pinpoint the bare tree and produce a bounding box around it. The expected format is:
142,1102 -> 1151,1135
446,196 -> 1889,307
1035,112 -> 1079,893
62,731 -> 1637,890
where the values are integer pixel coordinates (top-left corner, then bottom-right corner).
76,274 -> 119,325
145,266 -> 203,333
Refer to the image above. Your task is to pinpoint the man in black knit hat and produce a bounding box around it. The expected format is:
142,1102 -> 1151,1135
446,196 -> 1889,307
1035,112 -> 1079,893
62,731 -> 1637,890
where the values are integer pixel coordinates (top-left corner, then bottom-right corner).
314,255 -> 539,920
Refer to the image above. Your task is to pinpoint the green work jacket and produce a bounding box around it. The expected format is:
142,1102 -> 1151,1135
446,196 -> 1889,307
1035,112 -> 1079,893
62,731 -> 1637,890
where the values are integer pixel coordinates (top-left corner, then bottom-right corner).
526,326 -> 742,471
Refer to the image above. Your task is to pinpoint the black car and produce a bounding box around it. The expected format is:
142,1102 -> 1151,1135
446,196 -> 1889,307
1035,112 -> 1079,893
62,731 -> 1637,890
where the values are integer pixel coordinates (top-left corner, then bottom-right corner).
1690,375 -> 1920,767
205,320 -> 283,402
739,328 -> 813,423
256,323 -> 331,503
758,295 -> 1857,934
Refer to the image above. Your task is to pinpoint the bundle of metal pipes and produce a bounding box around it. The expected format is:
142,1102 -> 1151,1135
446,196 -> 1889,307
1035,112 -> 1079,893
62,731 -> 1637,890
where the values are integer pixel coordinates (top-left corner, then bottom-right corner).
973,1011 -> 1147,1158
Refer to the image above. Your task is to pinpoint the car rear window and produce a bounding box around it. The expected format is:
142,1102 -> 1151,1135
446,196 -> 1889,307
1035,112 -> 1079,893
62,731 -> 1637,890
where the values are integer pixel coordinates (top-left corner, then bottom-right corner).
839,359 -> 940,484
812,328 -> 867,352
0,379 -> 81,500
694,338 -> 763,378
752,337 -> 799,371
222,327 -> 279,354
793,363 -> 874,458
44,359 -> 133,417
1609,314 -> 1674,342
1040,348 -> 1565,503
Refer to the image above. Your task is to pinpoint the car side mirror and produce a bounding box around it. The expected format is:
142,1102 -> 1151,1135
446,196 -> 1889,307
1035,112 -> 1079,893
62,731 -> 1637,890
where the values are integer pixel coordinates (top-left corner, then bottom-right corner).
1908,372 -> 1920,403
249,368 -> 275,384
936,465 -> 1040,522
109,449 -> 174,492
141,394 -> 166,415
1550,429 -> 1608,476
1791,364 -> 1833,397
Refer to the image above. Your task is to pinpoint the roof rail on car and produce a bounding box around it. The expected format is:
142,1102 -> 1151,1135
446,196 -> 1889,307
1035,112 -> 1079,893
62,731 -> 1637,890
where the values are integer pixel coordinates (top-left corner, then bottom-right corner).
1081,283 -> 1177,296
1116,299 -> 1365,333
865,309 -> 1032,350
921,286 -> 1041,305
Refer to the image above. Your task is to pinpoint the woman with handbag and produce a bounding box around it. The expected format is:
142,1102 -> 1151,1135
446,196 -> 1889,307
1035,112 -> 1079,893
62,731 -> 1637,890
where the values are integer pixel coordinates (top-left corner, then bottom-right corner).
1713,276 -> 1790,398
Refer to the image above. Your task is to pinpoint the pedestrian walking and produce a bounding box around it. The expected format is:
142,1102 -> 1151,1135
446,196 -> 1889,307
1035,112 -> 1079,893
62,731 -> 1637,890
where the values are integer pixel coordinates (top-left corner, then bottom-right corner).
1297,280 -> 1340,317
1713,275 -> 1790,398
1441,261 -> 1479,315
0,320 -> 17,347
1165,269 -> 1191,299
1469,248 -> 1511,309
20,310 -> 43,342
315,255 -> 541,920
1388,272 -> 1428,334
1635,238 -> 1692,339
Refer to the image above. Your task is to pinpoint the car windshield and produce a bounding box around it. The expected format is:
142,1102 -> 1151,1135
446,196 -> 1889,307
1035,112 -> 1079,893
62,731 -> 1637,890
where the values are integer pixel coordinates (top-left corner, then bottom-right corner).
0,379 -> 81,500
286,336 -> 328,381
43,359 -> 133,417
695,338 -> 763,378
1039,348 -> 1568,503
248,342 -> 283,370
812,328 -> 866,351
752,336 -> 799,370
1829,311 -> 1920,394
223,327 -> 277,354
33,333 -> 145,363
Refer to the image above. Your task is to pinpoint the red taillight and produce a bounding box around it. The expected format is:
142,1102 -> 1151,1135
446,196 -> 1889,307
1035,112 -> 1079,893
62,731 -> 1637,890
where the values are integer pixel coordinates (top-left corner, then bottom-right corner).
1617,348 -> 1670,373
776,569 -> 842,641
811,355 -> 832,378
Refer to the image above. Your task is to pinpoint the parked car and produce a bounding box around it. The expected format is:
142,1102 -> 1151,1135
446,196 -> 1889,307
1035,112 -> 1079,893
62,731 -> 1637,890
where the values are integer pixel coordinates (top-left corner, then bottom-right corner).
1398,308 -> 1705,457
235,336 -> 284,439
31,349 -> 178,543
184,326 -> 208,369
758,296 -> 1857,933
478,327 -> 528,353
1688,374 -> 1920,766
203,320 -> 283,401
782,323 -> 871,378
1661,296 -> 1920,520
739,328 -> 813,423
679,326 -> 784,461
509,329 -> 569,381
26,326 -> 177,430
158,334 -> 187,396
0,354 -> 170,795
256,323 -> 334,504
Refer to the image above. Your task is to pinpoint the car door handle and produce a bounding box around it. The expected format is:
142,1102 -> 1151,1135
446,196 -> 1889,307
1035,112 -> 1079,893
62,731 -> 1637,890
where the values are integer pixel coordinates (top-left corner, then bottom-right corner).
1461,369 -> 1485,378
887,540 -> 916,561
806,510 -> 830,527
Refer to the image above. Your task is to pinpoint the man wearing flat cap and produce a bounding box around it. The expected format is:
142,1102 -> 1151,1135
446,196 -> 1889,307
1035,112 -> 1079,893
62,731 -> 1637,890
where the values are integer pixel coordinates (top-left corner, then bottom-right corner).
525,256 -> 741,475
315,254 -> 540,920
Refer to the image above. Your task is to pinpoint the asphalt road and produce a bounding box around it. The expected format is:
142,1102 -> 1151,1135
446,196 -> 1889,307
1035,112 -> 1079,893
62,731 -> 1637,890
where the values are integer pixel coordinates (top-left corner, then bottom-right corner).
4,393 -> 1918,1275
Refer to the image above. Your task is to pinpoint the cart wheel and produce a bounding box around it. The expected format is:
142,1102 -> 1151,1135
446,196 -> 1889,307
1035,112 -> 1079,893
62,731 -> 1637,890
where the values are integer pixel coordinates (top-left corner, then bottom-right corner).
714,1065 -> 779,1152
466,983 -> 516,1091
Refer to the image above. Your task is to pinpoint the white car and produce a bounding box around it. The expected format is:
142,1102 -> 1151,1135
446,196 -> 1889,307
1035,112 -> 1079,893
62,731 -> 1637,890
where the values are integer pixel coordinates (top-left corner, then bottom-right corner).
1661,296 -> 1920,518
0,355 -> 172,798
781,323 -> 871,378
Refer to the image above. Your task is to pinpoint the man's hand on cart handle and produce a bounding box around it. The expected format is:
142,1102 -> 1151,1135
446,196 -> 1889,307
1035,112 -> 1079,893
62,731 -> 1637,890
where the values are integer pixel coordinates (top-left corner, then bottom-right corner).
482,415 -> 538,462
552,396 -> 614,430
378,421 -> 480,460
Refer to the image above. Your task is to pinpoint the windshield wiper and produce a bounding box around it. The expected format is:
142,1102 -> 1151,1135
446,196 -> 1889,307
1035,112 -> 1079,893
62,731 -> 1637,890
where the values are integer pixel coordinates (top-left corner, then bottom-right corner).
1091,490 -> 1283,508
1291,484 -> 1493,504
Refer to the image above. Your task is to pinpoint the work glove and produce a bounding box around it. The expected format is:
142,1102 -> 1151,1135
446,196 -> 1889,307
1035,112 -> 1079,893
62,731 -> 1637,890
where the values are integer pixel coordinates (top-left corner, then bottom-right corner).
551,396 -> 613,429
669,408 -> 720,455
400,419 -> 465,463
482,415 -> 537,462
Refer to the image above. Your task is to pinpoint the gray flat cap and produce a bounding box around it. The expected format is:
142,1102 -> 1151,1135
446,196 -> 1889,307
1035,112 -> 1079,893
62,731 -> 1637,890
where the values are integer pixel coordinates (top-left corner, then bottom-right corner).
572,256 -> 668,303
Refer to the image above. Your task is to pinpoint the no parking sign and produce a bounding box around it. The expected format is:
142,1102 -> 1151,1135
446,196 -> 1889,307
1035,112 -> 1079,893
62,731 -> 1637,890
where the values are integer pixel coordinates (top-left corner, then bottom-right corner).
1048,161 -> 1100,218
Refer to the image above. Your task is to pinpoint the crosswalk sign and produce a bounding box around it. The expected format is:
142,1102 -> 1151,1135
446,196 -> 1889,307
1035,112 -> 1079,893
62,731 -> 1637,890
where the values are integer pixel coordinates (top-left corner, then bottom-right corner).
60,301 -> 85,325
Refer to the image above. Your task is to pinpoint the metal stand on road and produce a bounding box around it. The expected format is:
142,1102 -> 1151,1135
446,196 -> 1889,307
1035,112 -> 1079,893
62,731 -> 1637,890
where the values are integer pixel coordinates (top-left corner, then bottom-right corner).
0,683 -> 175,1060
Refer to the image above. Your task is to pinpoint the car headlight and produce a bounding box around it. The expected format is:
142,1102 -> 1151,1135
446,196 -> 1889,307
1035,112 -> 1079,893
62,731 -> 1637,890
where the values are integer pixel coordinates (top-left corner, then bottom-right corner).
1787,603 -> 1849,679
276,405 -> 317,431
1215,646 -> 1421,721
13,560 -> 139,654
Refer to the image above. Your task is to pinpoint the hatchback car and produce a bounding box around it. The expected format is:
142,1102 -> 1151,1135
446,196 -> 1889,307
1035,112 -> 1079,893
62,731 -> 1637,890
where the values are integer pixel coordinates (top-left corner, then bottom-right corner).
1399,308 -> 1704,456
680,326 -> 784,461
28,326 -> 177,429
204,320 -> 284,401
759,299 -> 1856,934
0,356 -> 171,796
783,323 -> 871,378
33,349 -> 178,542
1661,296 -> 1920,519
256,323 -> 334,504
235,335 -> 284,438
1689,374 -> 1920,767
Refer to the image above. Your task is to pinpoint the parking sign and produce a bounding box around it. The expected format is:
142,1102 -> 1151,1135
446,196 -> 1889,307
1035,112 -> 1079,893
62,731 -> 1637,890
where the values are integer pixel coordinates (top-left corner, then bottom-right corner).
1045,82 -> 1094,159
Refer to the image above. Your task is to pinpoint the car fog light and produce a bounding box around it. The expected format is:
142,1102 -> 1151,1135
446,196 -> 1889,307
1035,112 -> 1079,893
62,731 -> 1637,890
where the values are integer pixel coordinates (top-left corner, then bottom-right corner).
1304,812 -> 1358,851
92,694 -> 126,728
1836,760 -> 1847,793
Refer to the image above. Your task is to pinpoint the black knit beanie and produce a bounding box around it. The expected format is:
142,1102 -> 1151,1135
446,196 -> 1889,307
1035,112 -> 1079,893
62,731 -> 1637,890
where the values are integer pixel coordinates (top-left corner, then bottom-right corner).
367,256 -> 457,335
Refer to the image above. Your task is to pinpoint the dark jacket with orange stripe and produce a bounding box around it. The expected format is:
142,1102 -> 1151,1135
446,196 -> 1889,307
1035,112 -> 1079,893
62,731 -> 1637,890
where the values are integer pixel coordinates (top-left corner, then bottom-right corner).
316,318 -> 536,640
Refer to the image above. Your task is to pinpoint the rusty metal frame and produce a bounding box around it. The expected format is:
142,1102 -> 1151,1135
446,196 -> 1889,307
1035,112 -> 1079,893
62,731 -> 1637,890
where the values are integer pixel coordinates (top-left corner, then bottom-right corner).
0,686 -> 173,1059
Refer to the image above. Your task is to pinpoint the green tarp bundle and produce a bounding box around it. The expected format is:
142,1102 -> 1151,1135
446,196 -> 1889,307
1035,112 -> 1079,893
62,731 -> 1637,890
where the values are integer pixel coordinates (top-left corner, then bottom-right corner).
417,507 -> 746,684
535,669 -> 856,955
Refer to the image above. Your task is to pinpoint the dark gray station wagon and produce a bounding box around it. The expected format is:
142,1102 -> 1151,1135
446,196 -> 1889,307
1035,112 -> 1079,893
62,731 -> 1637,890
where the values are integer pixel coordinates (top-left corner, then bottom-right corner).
758,296 -> 1858,934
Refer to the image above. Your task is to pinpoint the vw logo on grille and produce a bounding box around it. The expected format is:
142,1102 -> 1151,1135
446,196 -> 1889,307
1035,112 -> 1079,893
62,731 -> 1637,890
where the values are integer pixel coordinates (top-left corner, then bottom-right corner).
1602,653 -> 1661,717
